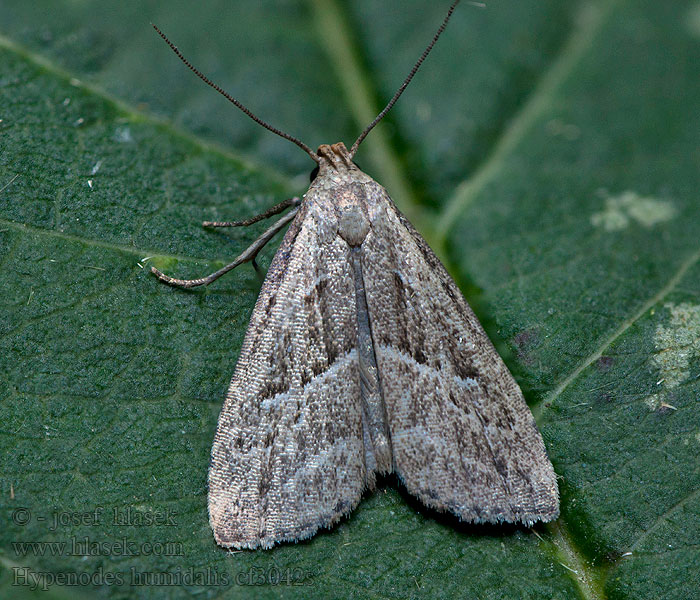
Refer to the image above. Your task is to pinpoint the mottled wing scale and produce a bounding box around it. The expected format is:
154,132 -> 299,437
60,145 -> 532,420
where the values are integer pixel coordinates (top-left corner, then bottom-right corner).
361,184 -> 560,524
208,197 -> 372,549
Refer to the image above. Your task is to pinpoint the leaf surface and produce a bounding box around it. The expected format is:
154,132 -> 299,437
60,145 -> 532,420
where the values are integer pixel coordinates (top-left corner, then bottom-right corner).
1,1 -> 698,598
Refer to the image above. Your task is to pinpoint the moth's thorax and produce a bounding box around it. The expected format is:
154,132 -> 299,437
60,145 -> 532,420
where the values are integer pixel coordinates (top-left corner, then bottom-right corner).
304,142 -> 377,247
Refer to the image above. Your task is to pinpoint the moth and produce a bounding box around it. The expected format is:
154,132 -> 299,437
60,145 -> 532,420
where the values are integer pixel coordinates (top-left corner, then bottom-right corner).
152,0 -> 559,550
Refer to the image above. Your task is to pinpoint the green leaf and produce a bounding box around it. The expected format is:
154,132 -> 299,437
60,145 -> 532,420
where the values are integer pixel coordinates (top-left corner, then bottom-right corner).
1,1 -> 697,599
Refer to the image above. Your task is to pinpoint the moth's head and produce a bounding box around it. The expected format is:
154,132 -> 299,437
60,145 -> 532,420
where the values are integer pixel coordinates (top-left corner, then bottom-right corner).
309,143 -> 359,183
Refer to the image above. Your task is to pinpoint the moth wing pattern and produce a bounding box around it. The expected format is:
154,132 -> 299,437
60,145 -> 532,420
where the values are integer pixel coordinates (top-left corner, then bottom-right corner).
361,184 -> 560,525
155,0 -> 557,550
208,197 -> 370,549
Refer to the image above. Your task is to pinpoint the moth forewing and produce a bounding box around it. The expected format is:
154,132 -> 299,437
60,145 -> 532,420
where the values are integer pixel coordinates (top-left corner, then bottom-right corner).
208,152 -> 370,548
359,177 -> 559,524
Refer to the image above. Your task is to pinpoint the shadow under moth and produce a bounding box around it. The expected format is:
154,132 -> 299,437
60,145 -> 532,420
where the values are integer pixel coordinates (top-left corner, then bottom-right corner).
152,0 -> 559,550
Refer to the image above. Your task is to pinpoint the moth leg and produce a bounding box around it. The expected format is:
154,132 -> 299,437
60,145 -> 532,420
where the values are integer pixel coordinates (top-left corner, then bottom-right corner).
202,196 -> 301,228
203,197 -> 302,277
151,204 -> 299,288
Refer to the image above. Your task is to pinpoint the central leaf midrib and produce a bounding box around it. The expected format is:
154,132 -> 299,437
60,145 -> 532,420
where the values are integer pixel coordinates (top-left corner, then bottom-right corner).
307,0 -> 423,228
437,0 -> 621,241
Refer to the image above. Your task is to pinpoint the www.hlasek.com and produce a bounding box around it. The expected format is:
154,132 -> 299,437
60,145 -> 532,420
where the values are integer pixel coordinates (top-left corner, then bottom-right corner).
12,537 -> 183,557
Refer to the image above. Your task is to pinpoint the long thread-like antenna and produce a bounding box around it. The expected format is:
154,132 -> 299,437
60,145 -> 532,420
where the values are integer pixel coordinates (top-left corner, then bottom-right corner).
152,24 -> 319,163
349,0 -> 460,158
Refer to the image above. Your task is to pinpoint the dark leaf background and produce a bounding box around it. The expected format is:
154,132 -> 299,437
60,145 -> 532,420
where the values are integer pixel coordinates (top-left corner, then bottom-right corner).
1,1 -> 699,598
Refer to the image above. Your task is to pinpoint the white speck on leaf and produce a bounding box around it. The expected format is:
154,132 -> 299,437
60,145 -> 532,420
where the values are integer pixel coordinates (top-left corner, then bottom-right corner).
114,126 -> 133,143
590,190 -> 677,232
645,303 -> 700,410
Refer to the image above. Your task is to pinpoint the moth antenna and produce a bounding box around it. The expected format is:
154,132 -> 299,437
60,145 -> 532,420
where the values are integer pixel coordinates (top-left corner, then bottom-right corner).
152,24 -> 320,163
349,0 -> 460,158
